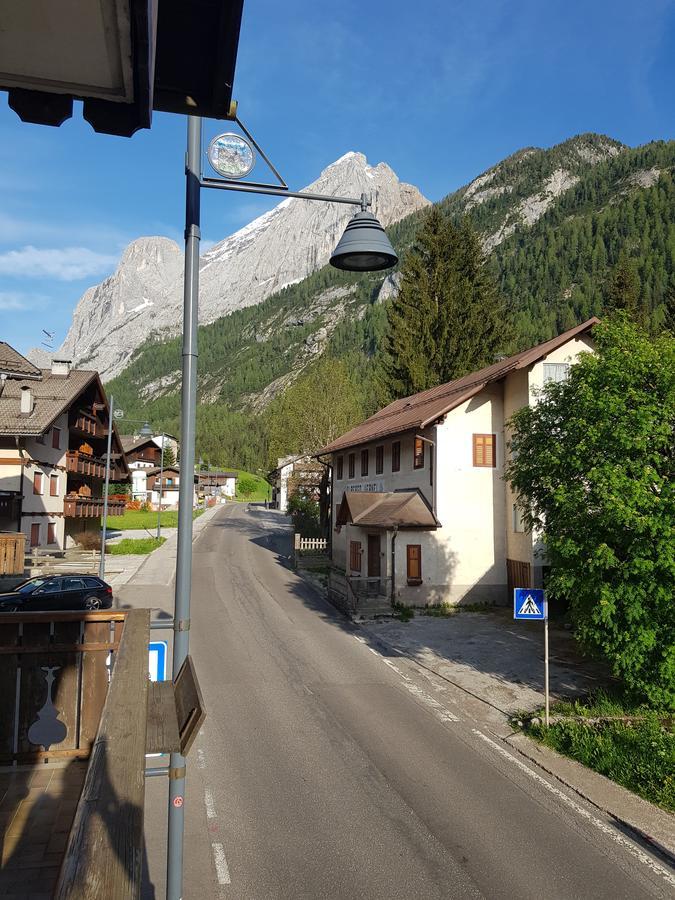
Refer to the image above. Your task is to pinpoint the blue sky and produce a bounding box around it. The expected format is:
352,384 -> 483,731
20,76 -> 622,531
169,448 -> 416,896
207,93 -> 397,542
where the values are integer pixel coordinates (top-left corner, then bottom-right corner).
1,0 -> 674,352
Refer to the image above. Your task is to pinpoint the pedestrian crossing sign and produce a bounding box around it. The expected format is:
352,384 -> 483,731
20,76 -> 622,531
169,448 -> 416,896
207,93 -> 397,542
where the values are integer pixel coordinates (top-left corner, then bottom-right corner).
514,588 -> 546,620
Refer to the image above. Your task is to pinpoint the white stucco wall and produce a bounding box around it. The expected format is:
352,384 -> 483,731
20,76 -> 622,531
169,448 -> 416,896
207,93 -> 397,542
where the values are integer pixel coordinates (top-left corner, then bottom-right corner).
20,414 -> 68,548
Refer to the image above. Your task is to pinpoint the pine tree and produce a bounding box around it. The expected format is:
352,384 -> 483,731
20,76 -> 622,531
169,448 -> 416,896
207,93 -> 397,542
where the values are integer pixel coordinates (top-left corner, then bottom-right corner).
604,252 -> 643,323
376,209 -> 512,402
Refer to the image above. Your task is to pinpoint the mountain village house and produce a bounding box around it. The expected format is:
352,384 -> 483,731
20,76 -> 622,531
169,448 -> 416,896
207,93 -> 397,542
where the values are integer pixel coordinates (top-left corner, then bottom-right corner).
320,319 -> 598,610
269,454 -> 326,512
0,343 -> 128,552
122,433 -> 179,503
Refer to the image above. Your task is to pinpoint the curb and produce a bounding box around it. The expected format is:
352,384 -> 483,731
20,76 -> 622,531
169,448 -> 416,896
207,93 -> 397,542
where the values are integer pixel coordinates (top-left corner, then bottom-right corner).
503,731 -> 675,862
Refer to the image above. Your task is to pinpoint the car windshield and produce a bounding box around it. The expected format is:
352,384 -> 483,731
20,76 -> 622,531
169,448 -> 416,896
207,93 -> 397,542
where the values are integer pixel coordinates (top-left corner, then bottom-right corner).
18,578 -> 51,594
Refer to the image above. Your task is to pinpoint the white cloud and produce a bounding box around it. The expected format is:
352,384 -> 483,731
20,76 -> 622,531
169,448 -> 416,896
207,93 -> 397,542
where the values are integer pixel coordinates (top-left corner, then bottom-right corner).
0,246 -> 119,281
0,291 -> 48,311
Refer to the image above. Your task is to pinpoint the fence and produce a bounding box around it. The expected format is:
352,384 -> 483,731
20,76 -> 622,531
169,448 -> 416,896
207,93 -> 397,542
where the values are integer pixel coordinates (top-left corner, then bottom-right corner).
294,535 -> 328,553
0,533 -> 25,575
348,575 -> 392,600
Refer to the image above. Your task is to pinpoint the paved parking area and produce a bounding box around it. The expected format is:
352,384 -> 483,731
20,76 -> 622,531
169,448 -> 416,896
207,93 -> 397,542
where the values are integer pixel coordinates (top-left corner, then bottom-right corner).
363,607 -> 611,715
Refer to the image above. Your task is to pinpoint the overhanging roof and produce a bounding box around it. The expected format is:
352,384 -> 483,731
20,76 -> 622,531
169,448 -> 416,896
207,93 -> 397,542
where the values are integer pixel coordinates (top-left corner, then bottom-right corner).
1,0 -> 244,137
336,491 -> 439,530
321,318 -> 599,455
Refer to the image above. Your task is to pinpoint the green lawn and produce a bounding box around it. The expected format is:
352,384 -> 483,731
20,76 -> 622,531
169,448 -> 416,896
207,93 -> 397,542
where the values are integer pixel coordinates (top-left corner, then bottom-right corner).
523,692 -> 675,812
107,537 -> 167,555
107,508 -> 204,531
232,470 -> 272,503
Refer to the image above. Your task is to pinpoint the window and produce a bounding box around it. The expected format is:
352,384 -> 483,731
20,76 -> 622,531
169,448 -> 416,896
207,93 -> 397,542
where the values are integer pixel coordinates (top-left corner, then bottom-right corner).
336,456 -> 344,480
33,471 -> 43,494
349,540 -> 362,572
50,474 -> 59,497
406,544 -> 422,584
52,427 -> 61,450
392,441 -> 401,472
361,449 -> 369,477
63,578 -> 86,591
47,523 -> 56,544
30,523 -> 40,547
414,437 -> 425,469
473,434 -> 496,468
348,453 -> 355,479
512,504 -> 526,533
84,577 -> 103,588
543,362 -> 570,384
375,446 -> 384,475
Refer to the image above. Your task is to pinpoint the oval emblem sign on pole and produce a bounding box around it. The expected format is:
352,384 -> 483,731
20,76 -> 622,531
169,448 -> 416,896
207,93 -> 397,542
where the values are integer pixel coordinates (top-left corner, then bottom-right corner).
207,133 -> 255,179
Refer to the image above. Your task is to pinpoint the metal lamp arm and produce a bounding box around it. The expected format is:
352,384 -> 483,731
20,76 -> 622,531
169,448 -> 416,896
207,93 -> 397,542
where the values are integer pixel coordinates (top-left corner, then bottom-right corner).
200,177 -> 370,210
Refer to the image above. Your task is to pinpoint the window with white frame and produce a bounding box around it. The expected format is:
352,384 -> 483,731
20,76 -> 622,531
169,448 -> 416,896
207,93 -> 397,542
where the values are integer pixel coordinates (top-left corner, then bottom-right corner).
543,363 -> 570,384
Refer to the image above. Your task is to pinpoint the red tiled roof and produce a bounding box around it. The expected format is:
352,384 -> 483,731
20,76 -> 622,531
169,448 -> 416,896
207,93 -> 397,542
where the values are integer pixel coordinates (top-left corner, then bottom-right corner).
336,490 -> 439,529
320,318 -> 599,454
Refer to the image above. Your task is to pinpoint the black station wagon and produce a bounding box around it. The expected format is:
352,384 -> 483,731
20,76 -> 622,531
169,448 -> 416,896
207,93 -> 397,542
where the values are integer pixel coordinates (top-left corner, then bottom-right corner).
0,575 -> 113,612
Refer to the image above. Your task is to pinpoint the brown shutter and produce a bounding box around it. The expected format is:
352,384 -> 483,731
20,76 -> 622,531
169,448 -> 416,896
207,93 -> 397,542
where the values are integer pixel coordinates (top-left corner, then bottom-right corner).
406,544 -> 422,583
473,434 -> 496,467
52,427 -> 61,450
50,474 -> 59,496
30,523 -> 40,547
361,449 -> 369,476
350,540 -> 362,572
47,523 -> 56,544
33,472 -> 43,494
376,446 -> 384,474
392,441 -> 400,472
414,437 -> 424,469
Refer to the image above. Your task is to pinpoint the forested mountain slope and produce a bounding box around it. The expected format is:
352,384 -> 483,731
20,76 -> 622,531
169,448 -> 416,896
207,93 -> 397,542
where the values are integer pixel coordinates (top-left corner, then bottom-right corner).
105,133 -> 675,469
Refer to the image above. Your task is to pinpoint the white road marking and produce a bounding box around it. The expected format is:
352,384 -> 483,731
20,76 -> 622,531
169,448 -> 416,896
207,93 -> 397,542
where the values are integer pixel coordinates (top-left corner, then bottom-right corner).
204,788 -> 217,820
197,747 -> 207,770
212,842 -> 231,885
472,729 -> 675,889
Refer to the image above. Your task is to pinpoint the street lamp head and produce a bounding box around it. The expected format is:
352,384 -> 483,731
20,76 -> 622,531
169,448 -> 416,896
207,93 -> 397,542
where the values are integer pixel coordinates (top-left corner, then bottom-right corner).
329,210 -> 398,272
139,421 -> 153,437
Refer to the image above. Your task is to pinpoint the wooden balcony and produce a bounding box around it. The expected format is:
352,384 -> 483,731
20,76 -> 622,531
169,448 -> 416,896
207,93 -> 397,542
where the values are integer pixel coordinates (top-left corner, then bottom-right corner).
71,410 -> 105,439
64,495 -> 125,518
66,450 -> 106,479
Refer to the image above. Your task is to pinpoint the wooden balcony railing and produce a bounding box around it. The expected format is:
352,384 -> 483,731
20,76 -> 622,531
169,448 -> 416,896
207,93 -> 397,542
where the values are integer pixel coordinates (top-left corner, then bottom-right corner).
66,450 -> 106,479
71,411 -> 105,438
64,495 -> 125,517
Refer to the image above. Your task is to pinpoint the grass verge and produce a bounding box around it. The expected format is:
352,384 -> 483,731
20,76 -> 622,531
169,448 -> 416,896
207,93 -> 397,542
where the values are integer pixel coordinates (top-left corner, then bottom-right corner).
522,692 -> 675,812
109,508 -> 204,530
107,537 -> 167,555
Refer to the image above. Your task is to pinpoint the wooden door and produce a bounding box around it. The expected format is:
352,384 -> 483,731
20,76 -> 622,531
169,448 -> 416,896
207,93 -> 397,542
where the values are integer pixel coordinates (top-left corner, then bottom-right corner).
367,534 -> 381,578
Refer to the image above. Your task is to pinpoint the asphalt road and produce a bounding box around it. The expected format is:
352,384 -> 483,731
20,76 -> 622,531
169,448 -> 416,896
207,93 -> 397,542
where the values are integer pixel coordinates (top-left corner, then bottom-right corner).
136,503 -> 674,899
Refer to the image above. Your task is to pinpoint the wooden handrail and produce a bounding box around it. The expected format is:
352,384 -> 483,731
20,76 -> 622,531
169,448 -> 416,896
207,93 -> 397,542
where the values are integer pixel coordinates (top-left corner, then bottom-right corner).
55,608 -> 150,900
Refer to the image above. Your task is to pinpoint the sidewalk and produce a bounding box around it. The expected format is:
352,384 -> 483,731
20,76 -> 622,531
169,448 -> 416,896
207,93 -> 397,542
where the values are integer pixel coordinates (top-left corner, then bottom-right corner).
357,609 -> 675,859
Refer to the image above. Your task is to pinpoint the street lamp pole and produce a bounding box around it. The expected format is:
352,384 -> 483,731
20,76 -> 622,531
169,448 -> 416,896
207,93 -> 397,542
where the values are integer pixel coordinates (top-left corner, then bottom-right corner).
166,114 -> 201,900
156,432 -> 165,540
99,393 -> 114,580
166,115 -> 398,900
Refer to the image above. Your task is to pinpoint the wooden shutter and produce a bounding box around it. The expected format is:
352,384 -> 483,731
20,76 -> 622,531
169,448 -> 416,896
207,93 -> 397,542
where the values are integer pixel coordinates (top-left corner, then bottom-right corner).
392,441 -> 400,472
336,456 -> 343,479
473,434 -> 496,467
50,474 -> 59,497
350,541 -> 362,572
52,427 -> 61,449
375,446 -> 384,474
414,437 -> 424,469
30,523 -> 40,547
33,472 -> 43,494
47,523 -> 56,544
406,544 -> 422,583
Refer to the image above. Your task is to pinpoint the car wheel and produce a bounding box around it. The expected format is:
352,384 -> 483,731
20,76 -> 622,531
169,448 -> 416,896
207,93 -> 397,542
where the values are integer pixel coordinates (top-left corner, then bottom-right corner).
84,596 -> 102,611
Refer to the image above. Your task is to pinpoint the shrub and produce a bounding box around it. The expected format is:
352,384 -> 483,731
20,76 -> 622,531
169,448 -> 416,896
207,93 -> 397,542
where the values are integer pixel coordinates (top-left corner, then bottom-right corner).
72,531 -> 101,551
287,495 -> 321,537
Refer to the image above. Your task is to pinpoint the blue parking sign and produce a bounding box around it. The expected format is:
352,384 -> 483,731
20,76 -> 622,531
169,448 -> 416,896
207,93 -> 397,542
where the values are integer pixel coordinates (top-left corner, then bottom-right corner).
514,588 -> 546,620
148,641 -> 167,681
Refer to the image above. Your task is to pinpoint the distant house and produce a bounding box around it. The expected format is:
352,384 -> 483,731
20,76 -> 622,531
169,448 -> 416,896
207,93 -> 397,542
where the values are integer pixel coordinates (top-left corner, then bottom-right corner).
319,319 -> 598,609
0,343 -> 129,550
268,454 -> 325,512
196,470 -> 237,500
121,433 -> 178,503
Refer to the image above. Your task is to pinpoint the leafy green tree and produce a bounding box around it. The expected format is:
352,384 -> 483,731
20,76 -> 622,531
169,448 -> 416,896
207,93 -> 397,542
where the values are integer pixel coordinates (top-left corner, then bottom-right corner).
376,209 -> 512,402
506,318 -> 675,707
265,356 -> 363,463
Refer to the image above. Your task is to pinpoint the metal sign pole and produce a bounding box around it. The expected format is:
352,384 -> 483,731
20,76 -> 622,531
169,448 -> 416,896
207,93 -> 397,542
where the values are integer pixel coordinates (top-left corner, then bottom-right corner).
99,393 -> 113,580
544,601 -> 550,727
157,433 -> 165,540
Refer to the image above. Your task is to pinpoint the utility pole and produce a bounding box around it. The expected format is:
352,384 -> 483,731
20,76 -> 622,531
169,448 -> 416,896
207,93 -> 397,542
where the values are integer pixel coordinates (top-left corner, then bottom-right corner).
156,432 -> 165,540
99,393 -> 114,580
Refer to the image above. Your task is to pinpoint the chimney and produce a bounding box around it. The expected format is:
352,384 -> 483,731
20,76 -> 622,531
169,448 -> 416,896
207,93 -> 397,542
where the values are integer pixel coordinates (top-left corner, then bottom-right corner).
51,359 -> 72,377
20,385 -> 32,415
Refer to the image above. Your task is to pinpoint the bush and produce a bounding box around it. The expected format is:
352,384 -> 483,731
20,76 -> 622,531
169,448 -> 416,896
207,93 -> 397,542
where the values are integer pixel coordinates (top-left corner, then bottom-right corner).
287,495 -> 321,537
72,531 -> 101,551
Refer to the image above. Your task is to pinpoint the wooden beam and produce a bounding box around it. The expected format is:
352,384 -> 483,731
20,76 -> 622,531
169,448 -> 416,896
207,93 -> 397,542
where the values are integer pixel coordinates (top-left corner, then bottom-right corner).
55,608 -> 150,900
145,680 -> 181,754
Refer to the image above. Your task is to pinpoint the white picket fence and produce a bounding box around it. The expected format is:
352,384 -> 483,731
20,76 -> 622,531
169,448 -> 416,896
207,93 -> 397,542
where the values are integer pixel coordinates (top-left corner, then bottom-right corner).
294,535 -> 328,553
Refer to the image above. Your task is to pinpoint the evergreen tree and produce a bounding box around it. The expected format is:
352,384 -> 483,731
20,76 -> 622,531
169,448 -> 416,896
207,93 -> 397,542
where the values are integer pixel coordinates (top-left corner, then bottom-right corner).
604,252 -> 643,322
376,209 -> 512,402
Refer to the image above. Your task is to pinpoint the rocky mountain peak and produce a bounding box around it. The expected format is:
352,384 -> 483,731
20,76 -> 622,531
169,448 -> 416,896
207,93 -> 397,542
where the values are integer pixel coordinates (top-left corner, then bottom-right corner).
39,153 -> 429,380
